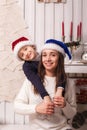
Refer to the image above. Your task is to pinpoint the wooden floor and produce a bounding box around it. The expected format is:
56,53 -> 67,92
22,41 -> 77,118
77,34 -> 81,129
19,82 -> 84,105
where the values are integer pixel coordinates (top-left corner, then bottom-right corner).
0,124 -> 87,130
0,125 -> 30,130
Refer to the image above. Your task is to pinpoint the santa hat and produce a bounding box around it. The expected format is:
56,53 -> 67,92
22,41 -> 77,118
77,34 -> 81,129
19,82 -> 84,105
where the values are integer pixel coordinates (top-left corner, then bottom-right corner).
12,37 -> 35,60
42,39 -> 72,60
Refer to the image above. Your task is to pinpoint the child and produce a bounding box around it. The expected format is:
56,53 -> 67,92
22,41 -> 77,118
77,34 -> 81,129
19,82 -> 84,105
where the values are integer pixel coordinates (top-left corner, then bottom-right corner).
12,37 -> 71,103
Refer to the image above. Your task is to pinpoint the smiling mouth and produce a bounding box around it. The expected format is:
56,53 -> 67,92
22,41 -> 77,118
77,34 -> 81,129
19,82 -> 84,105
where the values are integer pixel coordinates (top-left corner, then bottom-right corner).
45,62 -> 53,66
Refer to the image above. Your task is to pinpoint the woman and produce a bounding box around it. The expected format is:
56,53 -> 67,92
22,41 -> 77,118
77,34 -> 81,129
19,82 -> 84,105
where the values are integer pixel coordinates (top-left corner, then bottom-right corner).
14,39 -> 77,130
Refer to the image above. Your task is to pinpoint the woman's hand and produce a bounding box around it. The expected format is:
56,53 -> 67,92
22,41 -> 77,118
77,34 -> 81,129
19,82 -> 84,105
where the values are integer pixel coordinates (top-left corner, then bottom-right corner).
53,96 -> 66,108
35,101 -> 54,115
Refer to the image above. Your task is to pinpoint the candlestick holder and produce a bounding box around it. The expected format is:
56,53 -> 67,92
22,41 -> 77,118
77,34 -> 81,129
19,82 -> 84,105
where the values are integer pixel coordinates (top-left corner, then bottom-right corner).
65,40 -> 81,61
65,40 -> 80,48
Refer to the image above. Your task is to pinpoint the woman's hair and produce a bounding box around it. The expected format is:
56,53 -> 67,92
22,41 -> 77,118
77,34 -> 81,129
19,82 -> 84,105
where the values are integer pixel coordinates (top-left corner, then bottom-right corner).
34,52 -> 67,94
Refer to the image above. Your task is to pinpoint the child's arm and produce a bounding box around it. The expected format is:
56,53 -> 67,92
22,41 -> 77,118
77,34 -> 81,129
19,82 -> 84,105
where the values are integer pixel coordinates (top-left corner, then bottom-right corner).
55,80 -> 66,97
23,61 -> 49,99
54,81 -> 66,107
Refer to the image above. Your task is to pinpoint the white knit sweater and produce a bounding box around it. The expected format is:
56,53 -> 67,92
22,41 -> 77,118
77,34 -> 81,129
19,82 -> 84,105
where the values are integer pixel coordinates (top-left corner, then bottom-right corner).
14,76 -> 77,130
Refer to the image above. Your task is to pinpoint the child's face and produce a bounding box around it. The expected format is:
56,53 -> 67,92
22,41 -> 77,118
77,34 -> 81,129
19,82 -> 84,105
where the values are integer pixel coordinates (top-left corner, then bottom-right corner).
18,45 -> 37,61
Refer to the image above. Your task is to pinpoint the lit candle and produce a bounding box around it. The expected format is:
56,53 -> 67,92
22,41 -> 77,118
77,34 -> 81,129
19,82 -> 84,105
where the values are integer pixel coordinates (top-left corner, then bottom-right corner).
62,21 -> 64,37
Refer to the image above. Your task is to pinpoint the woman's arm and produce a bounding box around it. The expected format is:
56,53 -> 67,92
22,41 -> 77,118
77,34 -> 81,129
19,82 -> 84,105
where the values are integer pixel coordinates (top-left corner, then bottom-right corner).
53,78 -> 77,119
35,101 -> 54,115
14,79 -> 54,115
14,79 -> 37,115
62,78 -> 77,119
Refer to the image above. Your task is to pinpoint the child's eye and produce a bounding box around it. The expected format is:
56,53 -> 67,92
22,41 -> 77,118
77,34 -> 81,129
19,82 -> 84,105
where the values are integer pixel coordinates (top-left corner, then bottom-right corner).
42,54 -> 47,57
24,47 -> 27,51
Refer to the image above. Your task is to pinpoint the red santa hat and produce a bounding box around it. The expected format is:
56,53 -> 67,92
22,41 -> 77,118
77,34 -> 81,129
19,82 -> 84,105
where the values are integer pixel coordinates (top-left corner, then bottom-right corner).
12,37 -> 35,60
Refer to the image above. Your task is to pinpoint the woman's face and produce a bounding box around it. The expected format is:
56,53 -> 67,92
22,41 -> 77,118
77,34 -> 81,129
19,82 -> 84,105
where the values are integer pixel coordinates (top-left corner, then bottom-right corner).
42,49 -> 59,76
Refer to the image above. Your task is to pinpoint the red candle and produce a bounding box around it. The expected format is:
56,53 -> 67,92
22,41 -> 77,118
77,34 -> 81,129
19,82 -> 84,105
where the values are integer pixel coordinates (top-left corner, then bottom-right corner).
77,25 -> 80,40
70,21 -> 73,37
62,21 -> 64,37
79,22 -> 82,39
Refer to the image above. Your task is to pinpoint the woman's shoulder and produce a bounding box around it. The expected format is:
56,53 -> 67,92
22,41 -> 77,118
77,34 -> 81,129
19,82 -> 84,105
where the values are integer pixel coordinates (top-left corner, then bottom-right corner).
67,78 -> 75,87
21,78 -> 34,95
24,78 -> 33,83
23,78 -> 33,88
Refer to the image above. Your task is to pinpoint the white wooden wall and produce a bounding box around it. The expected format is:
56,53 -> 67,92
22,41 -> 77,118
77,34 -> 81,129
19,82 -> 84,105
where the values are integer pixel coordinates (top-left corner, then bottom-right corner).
20,0 -> 87,47
0,102 -> 29,125
0,0 -> 87,130
19,0 -> 87,60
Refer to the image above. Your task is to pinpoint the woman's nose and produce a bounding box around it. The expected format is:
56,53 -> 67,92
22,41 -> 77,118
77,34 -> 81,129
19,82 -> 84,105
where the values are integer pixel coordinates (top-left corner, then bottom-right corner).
46,55 -> 51,61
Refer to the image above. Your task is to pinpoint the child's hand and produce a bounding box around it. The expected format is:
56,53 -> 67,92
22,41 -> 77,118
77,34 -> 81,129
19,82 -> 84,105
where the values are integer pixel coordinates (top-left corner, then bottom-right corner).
44,96 -> 53,104
53,96 -> 66,108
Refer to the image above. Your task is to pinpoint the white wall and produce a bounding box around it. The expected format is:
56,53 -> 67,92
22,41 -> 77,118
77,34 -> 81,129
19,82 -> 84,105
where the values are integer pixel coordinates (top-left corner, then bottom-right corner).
21,0 -> 87,62
23,0 -> 87,49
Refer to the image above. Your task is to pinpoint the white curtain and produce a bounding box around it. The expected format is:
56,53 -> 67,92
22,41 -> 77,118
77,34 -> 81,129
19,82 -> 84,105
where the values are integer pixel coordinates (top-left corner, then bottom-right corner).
0,0 -> 30,102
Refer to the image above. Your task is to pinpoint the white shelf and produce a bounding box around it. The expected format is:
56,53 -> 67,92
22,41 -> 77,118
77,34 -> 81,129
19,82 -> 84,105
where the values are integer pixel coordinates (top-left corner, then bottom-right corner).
65,61 -> 87,73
